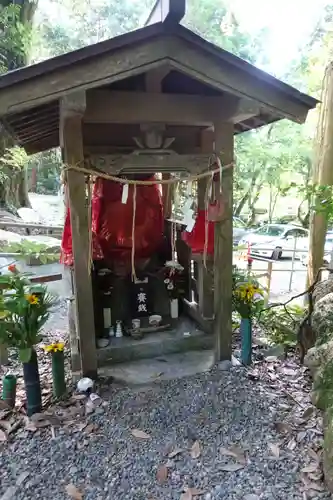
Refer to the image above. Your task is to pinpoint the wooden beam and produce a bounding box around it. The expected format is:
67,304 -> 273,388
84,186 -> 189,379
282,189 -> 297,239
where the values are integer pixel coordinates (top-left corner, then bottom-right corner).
144,0 -> 185,26
85,90 -> 223,126
166,39 -> 310,124
84,90 -> 258,126
0,38 -> 173,115
60,91 -> 98,379
213,121 -> 234,362
88,152 -> 211,174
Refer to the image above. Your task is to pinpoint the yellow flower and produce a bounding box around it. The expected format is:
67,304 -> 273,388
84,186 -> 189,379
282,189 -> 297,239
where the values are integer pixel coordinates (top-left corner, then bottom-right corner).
26,294 -> 39,305
43,342 -> 65,353
54,342 -> 65,352
235,283 -> 263,303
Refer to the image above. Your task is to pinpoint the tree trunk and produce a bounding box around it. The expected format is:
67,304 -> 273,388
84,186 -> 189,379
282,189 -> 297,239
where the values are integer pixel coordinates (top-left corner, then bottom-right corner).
0,0 -> 38,209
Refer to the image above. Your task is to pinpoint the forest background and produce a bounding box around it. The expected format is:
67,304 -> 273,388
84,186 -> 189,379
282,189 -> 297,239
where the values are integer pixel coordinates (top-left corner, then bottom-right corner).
1,0 -> 333,227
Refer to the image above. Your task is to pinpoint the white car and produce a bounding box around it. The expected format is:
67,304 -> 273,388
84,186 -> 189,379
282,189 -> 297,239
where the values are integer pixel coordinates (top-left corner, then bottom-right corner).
238,224 -> 309,260
300,231 -> 333,267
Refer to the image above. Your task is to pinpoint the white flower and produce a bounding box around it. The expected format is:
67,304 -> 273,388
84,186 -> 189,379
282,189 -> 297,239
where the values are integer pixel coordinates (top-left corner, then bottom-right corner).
167,283 -> 174,290
164,278 -> 170,284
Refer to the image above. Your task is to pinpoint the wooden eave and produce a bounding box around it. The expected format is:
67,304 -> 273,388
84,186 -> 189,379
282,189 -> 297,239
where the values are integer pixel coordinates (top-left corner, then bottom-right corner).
0,22 -> 318,155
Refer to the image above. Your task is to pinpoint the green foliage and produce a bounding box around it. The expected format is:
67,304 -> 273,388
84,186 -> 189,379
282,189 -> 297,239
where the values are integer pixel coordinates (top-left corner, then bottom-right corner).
0,267 -> 54,362
0,240 -> 60,264
258,304 -> 306,349
0,3 -> 31,73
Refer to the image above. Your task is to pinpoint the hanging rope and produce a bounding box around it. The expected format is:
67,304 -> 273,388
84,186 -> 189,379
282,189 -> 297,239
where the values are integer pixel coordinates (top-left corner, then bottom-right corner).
63,156 -> 234,276
86,175 -> 93,275
62,157 -> 234,186
131,184 -> 137,282
203,172 -> 214,269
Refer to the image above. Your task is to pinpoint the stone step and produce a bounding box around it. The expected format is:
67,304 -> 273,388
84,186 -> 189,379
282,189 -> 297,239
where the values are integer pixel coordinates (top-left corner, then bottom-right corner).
98,349 -> 215,385
97,323 -> 213,366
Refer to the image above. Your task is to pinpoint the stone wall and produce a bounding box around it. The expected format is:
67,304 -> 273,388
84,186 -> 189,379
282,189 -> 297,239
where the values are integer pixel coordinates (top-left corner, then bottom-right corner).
304,276 -> 333,492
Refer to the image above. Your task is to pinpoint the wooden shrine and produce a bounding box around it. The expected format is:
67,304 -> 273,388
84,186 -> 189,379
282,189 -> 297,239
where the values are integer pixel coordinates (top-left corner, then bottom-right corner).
0,0 -> 317,378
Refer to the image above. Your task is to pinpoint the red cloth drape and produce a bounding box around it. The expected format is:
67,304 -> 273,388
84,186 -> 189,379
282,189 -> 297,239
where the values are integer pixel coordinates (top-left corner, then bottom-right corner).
182,209 -> 214,255
60,176 -> 164,267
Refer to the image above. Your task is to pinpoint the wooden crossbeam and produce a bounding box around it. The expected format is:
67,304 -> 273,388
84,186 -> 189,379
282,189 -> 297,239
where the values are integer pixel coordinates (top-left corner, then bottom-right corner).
84,90 -> 259,126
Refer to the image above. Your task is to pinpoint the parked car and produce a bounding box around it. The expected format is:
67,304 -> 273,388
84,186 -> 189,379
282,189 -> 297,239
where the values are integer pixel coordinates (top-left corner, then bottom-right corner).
300,231 -> 333,267
238,224 -> 309,260
233,217 -> 248,246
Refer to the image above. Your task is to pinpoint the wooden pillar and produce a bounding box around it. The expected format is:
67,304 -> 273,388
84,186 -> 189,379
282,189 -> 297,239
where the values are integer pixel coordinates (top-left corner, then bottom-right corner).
197,128 -> 214,318
308,63 -> 333,286
60,92 -> 98,379
213,121 -> 234,362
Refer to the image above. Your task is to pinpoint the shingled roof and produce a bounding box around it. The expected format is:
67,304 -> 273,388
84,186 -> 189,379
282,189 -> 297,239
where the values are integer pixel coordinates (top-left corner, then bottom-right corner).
0,15 -> 318,154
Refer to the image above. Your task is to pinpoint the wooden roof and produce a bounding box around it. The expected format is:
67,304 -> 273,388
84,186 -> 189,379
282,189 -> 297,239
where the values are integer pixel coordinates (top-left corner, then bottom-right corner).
0,21 -> 318,155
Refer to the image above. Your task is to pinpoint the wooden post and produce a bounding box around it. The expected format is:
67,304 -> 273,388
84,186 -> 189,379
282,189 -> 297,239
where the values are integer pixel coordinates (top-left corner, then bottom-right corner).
213,121 -> 234,362
308,63 -> 333,286
60,92 -> 98,379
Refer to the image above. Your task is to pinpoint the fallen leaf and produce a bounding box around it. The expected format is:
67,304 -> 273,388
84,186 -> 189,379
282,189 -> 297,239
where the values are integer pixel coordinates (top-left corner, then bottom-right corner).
287,439 -> 297,451
265,356 -> 278,362
16,471 -> 29,486
65,483 -> 83,499
0,420 -> 11,431
25,422 -> 37,432
0,401 -> 10,410
302,407 -> 315,420
301,463 -> 319,474
243,496 -> 260,500
220,446 -> 246,464
131,429 -> 151,440
168,447 -> 183,458
301,475 -> 325,492
0,428 -> 7,442
274,422 -> 292,434
29,413 -> 51,428
308,472 -> 323,482
71,394 -> 87,401
188,488 -> 205,496
297,431 -> 307,442
84,423 -> 95,434
308,448 -> 321,463
282,367 -> 297,376
180,491 -> 192,500
219,463 -> 244,472
190,440 -> 201,459
268,443 -> 280,459
156,465 -> 168,484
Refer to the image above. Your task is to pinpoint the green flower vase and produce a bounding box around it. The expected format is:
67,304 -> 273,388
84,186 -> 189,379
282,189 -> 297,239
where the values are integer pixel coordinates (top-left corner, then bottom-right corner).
240,317 -> 252,365
2,374 -> 17,409
23,348 -> 42,417
52,350 -> 66,398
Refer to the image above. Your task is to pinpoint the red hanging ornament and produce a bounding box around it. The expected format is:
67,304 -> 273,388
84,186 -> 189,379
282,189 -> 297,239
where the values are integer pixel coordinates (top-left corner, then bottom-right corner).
207,194 -> 225,222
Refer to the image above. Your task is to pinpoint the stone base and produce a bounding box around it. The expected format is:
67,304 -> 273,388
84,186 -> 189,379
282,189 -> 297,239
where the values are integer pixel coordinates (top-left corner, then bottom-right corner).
97,315 -> 213,366
98,350 -> 215,385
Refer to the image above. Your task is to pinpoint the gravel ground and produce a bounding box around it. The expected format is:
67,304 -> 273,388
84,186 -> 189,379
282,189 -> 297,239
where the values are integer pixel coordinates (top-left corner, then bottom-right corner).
0,362 -> 330,500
